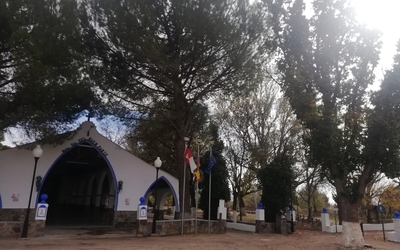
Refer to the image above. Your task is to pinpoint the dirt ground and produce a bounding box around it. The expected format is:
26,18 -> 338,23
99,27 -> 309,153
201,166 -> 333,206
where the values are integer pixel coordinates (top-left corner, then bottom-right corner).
0,229 -> 399,250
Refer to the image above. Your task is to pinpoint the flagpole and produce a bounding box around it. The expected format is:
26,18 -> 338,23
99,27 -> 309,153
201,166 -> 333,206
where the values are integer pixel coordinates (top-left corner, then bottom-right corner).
182,137 -> 189,236
195,138 -> 202,236
208,144 -> 212,235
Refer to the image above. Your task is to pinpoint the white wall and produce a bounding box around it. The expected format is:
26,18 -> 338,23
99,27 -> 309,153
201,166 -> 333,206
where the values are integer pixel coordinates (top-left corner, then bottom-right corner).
322,212 -> 395,233
0,121 -> 179,212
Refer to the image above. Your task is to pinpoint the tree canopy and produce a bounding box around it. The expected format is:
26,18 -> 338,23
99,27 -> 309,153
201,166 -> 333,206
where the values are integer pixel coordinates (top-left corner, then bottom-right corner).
0,0 -> 96,138
3,1 -> 400,247
82,0 -> 270,214
215,80 -> 301,217
266,0 -> 400,246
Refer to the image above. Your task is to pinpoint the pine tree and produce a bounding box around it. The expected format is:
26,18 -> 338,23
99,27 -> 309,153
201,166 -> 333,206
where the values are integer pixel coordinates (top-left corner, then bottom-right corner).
0,0 -> 96,138
82,0 -> 269,216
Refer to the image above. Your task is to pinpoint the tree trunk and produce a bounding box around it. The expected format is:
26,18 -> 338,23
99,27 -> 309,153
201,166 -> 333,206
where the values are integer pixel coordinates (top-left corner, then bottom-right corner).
337,194 -> 365,248
176,133 -> 191,218
307,204 -> 312,221
232,192 -> 238,212
239,192 -> 246,218
174,89 -> 191,218
306,186 -> 313,220
337,199 -> 344,225
238,188 -> 242,221
232,191 -> 238,222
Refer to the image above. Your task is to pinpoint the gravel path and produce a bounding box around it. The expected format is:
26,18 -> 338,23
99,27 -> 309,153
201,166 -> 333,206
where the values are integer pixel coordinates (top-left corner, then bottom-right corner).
0,229 -> 398,250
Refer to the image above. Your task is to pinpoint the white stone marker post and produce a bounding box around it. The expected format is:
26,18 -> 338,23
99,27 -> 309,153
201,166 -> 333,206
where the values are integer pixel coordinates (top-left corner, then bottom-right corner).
35,194 -> 49,221
137,197 -> 148,236
217,199 -> 227,220
255,202 -> 265,233
321,208 -> 330,232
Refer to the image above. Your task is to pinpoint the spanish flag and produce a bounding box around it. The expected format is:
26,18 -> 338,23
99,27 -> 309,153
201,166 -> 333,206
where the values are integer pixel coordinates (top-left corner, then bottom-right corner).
185,148 -> 197,173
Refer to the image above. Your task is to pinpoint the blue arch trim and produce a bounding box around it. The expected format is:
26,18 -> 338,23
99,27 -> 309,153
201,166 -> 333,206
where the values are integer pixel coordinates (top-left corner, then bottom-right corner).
144,176 -> 180,212
0,194 -> 2,209
37,138 -> 119,210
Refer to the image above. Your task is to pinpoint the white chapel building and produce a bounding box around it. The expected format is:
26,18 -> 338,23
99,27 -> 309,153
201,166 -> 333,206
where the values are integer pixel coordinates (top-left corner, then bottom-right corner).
0,121 -> 179,226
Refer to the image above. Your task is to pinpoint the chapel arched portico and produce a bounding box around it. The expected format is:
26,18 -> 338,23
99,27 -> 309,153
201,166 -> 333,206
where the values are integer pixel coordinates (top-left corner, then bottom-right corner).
144,176 -> 179,220
0,121 -> 180,230
38,139 -> 118,226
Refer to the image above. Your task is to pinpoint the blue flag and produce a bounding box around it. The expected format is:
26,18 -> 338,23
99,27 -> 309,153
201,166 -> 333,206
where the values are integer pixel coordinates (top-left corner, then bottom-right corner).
203,155 -> 216,174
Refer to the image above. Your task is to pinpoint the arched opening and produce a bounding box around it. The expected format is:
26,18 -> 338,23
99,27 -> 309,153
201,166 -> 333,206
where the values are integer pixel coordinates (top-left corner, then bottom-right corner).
40,141 -> 116,226
144,176 -> 179,220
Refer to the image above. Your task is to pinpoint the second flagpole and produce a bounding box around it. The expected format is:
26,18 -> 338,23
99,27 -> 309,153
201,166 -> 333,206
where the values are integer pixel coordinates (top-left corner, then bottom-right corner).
208,143 -> 213,235
181,137 -> 189,236
195,138 -> 202,236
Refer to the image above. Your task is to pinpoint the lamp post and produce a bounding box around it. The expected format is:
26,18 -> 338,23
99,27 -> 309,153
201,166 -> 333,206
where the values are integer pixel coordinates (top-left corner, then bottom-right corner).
21,145 -> 43,238
152,157 -> 162,234
333,207 -> 338,233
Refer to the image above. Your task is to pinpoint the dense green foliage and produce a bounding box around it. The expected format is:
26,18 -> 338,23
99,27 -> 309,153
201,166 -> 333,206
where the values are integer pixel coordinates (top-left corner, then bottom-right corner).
125,103 -> 210,177
365,41 -> 400,178
199,123 -> 230,220
268,0 -> 380,205
258,153 -> 294,222
0,0 -> 96,138
81,0 -> 268,214
267,0 -> 400,245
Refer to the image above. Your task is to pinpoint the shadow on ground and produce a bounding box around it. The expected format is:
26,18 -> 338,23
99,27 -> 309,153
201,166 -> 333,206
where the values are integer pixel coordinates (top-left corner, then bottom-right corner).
43,226 -> 135,238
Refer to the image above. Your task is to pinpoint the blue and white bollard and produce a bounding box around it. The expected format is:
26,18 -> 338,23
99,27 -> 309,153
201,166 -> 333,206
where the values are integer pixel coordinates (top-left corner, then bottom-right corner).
256,202 -> 264,221
136,197 -> 149,236
137,197 -> 147,220
286,205 -> 296,223
286,204 -> 296,233
321,207 -> 330,232
35,194 -> 49,221
255,202 -> 265,233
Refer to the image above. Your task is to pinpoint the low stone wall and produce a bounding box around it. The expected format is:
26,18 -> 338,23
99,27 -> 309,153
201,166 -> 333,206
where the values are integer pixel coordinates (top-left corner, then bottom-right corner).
296,219 -> 321,231
0,209 -> 44,238
0,209 -> 35,222
286,221 -> 297,233
113,211 -> 137,229
0,220 -> 45,238
255,221 -> 275,233
1,209 -> 138,232
137,219 -> 226,236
